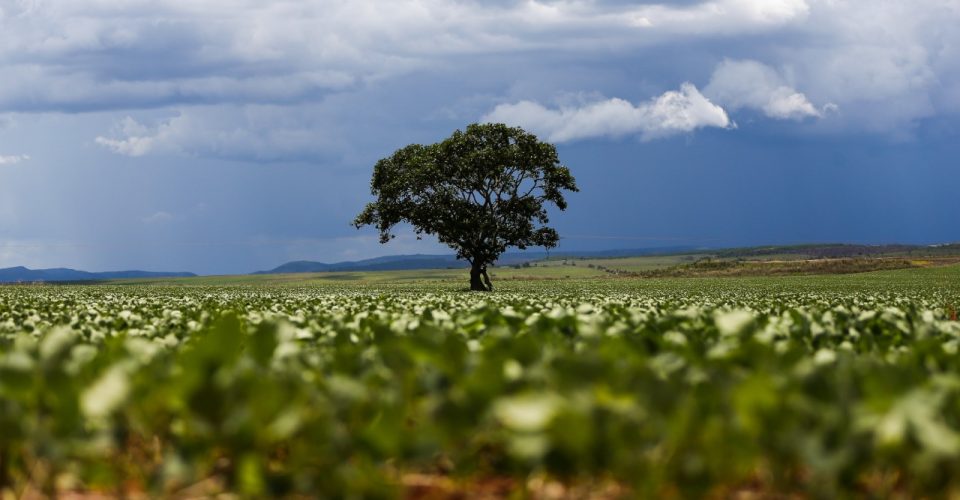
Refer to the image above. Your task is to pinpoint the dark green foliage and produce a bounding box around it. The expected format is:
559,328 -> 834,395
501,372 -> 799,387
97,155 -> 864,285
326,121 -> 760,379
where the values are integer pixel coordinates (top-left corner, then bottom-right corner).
353,123 -> 578,290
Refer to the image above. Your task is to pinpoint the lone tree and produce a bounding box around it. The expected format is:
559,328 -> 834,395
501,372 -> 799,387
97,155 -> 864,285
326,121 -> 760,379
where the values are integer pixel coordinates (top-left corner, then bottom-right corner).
353,123 -> 578,291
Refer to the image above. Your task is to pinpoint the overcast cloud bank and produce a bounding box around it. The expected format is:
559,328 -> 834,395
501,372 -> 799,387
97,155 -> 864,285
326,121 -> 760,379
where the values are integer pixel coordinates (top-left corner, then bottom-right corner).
0,0 -> 955,161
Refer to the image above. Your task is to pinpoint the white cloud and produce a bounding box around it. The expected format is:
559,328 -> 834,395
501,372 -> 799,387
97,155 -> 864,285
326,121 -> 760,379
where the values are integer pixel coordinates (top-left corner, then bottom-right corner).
704,59 -> 828,120
95,116 -> 162,156
630,0 -> 810,33
483,83 -> 732,143
95,106 -> 345,162
0,154 -> 29,165
141,211 -> 174,224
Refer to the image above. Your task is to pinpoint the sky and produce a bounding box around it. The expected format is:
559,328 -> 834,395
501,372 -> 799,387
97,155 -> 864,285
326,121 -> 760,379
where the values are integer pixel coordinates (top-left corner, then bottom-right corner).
0,0 -> 958,274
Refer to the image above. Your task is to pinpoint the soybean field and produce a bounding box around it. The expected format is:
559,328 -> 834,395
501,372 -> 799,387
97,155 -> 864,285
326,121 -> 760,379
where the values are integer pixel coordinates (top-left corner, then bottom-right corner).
2,265 -> 960,497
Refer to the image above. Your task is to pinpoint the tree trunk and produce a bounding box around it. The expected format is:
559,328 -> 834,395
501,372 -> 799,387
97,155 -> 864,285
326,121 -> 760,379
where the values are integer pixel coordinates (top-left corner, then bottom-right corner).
481,266 -> 493,291
470,262 -> 491,291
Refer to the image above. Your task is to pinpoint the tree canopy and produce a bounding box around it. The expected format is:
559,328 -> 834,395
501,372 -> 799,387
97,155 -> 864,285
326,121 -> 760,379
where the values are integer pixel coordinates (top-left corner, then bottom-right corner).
353,123 -> 578,291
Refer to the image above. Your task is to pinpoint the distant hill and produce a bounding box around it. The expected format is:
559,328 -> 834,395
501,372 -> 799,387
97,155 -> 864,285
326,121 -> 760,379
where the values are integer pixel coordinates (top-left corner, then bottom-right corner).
0,266 -> 196,284
258,255 -> 466,274
254,247 -> 700,275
